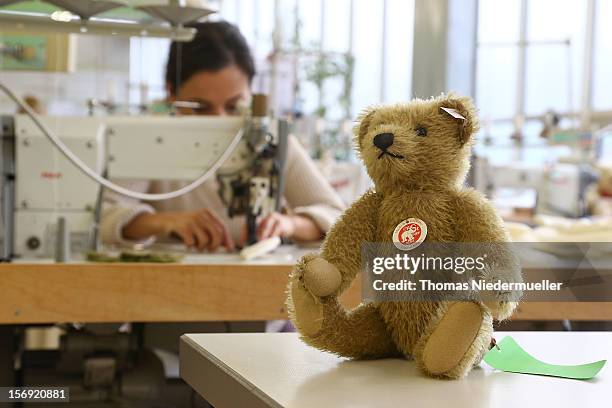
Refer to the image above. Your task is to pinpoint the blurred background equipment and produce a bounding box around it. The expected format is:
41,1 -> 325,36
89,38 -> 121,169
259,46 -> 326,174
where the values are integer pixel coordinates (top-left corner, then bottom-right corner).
1,90 -> 287,260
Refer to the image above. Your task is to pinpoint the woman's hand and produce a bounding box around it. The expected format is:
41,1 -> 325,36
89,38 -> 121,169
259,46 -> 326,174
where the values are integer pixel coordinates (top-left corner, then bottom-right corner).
123,209 -> 235,252
257,212 -> 297,241
240,212 -> 324,245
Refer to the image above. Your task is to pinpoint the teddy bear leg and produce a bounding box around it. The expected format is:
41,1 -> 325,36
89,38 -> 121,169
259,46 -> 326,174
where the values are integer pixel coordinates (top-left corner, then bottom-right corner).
287,254 -> 342,337
288,273 -> 326,337
414,302 -> 493,379
295,296 -> 399,359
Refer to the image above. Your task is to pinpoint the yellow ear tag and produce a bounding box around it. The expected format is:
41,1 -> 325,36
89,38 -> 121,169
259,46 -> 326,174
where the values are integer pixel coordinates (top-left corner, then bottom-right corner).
392,218 -> 428,251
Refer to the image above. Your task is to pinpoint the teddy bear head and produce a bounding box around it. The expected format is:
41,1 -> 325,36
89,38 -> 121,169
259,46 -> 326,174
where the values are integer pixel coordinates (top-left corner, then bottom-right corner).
354,93 -> 479,194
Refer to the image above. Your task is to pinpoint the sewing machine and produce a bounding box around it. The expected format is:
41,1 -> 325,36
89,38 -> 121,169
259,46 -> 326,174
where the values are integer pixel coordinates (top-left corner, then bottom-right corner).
0,97 -> 289,261
471,155 -> 595,219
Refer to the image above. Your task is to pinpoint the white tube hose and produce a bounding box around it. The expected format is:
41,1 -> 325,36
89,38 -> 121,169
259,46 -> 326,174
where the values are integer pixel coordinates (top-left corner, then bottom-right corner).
0,82 -> 244,201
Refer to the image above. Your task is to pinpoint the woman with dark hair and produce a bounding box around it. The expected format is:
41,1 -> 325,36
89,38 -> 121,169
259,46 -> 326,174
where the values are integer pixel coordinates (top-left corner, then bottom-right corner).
101,22 -> 344,250
165,21 -> 255,116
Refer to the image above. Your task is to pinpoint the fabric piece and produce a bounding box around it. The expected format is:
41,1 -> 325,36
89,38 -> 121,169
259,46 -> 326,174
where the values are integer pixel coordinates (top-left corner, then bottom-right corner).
484,336 -> 606,380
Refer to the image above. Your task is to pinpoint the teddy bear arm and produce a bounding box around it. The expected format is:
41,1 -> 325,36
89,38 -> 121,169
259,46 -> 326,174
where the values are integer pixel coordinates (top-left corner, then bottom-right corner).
320,190 -> 381,293
454,190 -> 522,319
453,189 -> 509,242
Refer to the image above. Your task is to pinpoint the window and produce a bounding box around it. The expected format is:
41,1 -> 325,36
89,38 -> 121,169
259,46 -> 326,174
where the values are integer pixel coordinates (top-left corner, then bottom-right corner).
476,0 -> 609,151
593,0 -> 612,110
130,0 -> 415,121
129,37 -> 170,105
525,0 -> 586,116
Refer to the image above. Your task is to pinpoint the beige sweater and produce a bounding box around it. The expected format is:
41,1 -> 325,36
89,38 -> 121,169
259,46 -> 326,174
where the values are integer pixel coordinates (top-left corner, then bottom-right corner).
101,136 -> 345,246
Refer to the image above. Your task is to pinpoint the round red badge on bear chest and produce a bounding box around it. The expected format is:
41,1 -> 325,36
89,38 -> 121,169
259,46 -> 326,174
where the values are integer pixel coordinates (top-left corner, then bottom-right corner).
392,218 -> 428,250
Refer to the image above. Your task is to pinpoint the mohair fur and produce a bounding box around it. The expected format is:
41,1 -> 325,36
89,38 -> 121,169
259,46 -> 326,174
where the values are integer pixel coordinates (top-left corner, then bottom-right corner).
286,93 -> 522,379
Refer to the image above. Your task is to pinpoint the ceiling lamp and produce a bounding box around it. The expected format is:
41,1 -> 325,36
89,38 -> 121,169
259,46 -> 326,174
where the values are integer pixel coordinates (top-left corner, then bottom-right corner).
0,0 -> 213,41
0,11 -> 197,41
136,0 -> 214,26
44,0 -> 126,20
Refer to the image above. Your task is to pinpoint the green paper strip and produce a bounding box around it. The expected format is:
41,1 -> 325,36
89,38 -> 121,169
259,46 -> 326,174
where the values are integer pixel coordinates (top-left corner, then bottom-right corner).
484,336 -> 606,380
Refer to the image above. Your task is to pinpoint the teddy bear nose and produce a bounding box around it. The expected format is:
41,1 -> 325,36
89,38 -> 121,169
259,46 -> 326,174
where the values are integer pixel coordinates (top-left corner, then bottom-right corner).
373,133 -> 394,151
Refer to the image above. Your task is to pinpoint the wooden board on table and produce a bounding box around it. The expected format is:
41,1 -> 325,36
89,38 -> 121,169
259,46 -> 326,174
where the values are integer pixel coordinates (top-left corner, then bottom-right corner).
0,263 -> 360,324
1,263 -> 611,324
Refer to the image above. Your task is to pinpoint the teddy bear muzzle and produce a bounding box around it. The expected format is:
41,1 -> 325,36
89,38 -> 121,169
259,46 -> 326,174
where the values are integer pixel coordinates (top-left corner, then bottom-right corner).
374,132 -> 404,159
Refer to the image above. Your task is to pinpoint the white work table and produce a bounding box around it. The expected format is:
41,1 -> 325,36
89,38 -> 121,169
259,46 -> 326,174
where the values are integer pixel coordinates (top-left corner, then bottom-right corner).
180,331 -> 611,408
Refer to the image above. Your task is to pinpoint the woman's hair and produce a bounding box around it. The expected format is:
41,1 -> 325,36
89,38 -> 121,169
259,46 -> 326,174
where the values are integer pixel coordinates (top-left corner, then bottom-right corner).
165,21 -> 256,95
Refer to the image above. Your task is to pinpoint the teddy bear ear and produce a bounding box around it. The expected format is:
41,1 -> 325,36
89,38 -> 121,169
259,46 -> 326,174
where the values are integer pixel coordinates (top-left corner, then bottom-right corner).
438,93 -> 480,145
354,107 -> 377,147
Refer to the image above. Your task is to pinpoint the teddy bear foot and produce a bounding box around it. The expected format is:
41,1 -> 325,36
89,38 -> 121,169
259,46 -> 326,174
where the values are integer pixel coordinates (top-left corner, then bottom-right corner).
289,280 -> 325,336
418,302 -> 492,379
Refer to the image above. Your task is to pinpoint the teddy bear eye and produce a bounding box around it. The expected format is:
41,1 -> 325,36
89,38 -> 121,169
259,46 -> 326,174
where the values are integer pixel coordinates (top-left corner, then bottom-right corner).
415,126 -> 428,137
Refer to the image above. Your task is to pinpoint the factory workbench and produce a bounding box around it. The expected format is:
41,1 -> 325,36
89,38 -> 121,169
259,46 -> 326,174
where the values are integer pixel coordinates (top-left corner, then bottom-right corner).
1,245 -> 611,324
0,247 -> 312,324
179,331 -> 611,408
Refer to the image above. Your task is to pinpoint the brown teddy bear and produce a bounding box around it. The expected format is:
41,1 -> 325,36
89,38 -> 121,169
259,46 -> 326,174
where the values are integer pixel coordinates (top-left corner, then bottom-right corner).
286,93 -> 521,379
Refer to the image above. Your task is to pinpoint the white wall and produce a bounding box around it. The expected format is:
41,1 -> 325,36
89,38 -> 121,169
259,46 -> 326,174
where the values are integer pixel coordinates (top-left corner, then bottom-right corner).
0,35 -> 131,115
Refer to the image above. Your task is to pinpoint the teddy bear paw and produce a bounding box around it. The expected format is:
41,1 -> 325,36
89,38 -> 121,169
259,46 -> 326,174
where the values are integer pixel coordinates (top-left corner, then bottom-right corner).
298,257 -> 342,298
